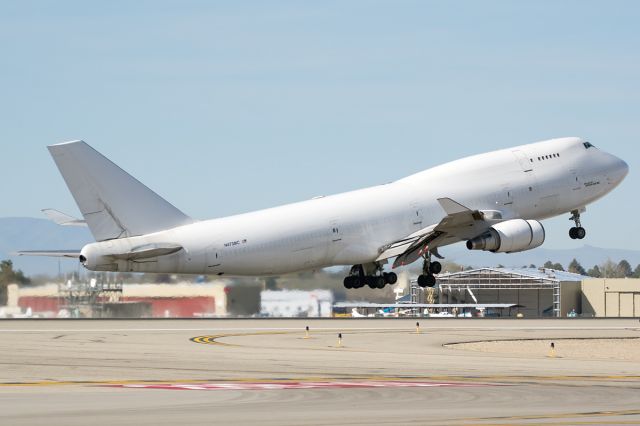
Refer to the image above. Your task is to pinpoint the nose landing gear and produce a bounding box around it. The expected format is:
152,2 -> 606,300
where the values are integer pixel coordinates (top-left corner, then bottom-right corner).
569,210 -> 586,240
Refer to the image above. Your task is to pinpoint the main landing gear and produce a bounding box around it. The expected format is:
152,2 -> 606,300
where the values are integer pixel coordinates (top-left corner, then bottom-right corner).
417,254 -> 441,288
569,210 -> 586,240
343,263 -> 398,290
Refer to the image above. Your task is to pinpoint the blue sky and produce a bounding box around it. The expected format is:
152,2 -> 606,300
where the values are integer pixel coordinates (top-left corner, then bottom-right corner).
1,1 -> 638,250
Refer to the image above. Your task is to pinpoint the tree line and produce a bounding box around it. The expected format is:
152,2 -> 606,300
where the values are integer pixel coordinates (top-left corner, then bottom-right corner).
0,260 -> 30,305
541,258 -> 640,278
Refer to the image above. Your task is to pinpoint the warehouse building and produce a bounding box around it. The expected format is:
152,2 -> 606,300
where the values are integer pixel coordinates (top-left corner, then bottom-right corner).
582,278 -> 640,317
12,280 -> 261,318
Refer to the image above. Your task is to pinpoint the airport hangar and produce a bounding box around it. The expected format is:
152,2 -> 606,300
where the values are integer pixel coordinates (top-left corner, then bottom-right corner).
433,267 -> 584,318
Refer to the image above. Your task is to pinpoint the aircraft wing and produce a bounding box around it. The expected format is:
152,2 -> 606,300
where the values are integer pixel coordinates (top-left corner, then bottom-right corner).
15,250 -> 81,258
376,198 -> 500,268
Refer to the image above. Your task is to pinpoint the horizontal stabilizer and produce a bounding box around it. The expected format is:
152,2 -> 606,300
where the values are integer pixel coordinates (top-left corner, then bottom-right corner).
111,243 -> 183,261
15,250 -> 81,258
42,208 -> 87,227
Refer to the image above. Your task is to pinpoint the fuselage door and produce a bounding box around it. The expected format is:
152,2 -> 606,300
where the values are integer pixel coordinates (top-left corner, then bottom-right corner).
511,150 -> 538,214
512,149 -> 533,172
206,243 -> 223,274
330,219 -> 342,243
570,169 -> 583,191
411,202 -> 423,228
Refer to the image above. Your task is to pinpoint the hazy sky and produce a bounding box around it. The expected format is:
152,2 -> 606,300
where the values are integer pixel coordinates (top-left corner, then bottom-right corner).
1,1 -> 638,250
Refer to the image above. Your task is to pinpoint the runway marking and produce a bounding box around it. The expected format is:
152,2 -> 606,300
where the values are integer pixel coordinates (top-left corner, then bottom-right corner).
460,408 -> 640,425
190,331 -> 295,346
445,336 -> 640,347
0,326 -> 637,333
107,380 -> 493,391
1,375 -> 637,388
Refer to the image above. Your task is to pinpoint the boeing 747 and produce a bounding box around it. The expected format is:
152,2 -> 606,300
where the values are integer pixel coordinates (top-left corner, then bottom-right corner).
19,137 -> 628,289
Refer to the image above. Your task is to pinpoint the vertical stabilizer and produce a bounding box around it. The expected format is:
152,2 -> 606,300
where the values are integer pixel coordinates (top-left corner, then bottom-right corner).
48,140 -> 194,241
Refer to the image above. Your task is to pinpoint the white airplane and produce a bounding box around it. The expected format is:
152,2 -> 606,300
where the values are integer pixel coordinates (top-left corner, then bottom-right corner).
19,137 -> 627,289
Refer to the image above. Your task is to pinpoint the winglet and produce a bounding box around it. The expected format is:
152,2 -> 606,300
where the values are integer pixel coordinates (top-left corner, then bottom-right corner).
437,198 -> 472,215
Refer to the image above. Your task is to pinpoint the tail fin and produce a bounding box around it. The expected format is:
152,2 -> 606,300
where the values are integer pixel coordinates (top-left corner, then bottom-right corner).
48,140 -> 194,241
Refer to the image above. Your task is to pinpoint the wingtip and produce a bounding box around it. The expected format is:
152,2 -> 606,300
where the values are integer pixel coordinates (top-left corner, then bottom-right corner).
47,140 -> 85,149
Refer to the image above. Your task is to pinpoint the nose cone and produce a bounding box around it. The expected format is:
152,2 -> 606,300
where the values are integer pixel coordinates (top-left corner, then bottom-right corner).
609,156 -> 629,186
620,158 -> 629,179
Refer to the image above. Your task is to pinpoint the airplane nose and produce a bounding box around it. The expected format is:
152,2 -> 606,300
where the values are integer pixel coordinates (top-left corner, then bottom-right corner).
619,158 -> 629,179
610,156 -> 629,185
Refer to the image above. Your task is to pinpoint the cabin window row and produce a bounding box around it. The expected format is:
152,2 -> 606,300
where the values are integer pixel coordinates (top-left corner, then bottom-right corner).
531,153 -> 560,162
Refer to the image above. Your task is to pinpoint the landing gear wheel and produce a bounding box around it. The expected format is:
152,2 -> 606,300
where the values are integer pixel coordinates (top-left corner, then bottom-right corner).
569,226 -> 586,240
569,210 -> 586,240
343,276 -> 354,289
417,274 -> 436,288
384,272 -> 398,285
417,275 -> 428,288
425,274 -> 436,287
375,276 -> 386,289
429,261 -> 442,275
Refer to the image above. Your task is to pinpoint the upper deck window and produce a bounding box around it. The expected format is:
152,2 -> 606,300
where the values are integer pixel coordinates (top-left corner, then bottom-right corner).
583,142 -> 595,149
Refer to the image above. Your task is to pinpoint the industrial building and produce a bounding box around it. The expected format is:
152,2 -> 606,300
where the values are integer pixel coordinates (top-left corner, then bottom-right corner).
435,267 -> 586,318
10,280 -> 261,318
582,278 -> 640,317
260,289 -> 333,317
3,271 -> 640,319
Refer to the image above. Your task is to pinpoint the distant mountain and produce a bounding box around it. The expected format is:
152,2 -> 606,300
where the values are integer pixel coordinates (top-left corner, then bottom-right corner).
0,217 -> 92,275
1,216 -> 639,276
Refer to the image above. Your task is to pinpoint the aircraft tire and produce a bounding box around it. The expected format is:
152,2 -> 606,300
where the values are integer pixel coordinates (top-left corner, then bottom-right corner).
417,274 -> 428,287
575,227 -> 586,239
384,272 -> 398,285
425,274 -> 436,287
429,261 -> 442,275
343,277 -> 354,289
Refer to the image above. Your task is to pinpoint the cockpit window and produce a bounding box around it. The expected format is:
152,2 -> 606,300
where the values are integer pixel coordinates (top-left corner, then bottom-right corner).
583,142 -> 595,149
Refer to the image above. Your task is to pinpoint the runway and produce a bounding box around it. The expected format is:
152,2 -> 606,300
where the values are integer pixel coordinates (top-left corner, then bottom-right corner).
0,318 -> 639,425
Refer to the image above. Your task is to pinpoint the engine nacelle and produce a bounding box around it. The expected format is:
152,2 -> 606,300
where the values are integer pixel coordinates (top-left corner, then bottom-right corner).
466,219 -> 545,253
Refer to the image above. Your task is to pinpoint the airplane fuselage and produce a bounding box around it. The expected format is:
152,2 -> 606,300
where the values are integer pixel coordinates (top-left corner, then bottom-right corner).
80,137 -> 628,276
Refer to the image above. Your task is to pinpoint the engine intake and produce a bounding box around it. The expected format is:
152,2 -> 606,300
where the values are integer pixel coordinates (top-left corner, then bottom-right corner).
466,219 -> 545,253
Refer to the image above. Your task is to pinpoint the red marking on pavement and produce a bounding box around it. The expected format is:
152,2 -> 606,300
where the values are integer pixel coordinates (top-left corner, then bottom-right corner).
106,381 -> 493,391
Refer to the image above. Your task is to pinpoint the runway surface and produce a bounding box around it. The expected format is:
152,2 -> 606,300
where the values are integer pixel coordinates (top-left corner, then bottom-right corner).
0,318 -> 639,425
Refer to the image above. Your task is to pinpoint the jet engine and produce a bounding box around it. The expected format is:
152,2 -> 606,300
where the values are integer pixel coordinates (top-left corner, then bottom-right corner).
466,219 -> 545,253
